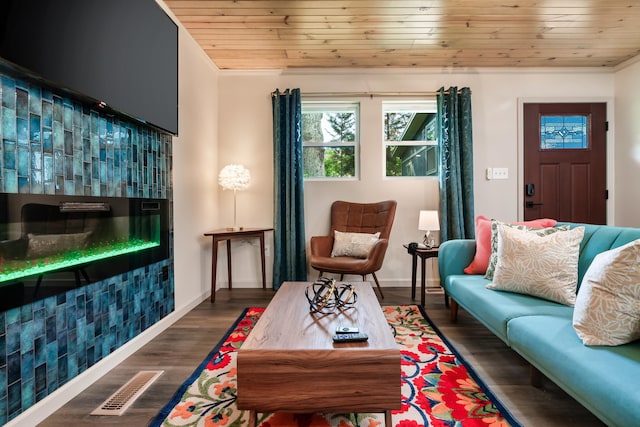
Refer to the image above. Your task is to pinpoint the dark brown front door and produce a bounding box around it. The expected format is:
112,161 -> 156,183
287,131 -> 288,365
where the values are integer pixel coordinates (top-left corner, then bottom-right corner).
523,103 -> 607,224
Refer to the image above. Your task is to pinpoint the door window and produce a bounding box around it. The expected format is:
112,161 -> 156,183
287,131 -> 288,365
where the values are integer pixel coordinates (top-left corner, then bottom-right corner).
540,115 -> 588,149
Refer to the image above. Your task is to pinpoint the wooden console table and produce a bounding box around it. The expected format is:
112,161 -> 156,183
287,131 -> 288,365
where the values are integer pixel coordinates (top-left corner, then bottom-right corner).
204,227 -> 273,302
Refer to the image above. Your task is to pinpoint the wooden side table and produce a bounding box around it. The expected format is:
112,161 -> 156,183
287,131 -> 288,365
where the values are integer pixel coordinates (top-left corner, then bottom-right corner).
403,244 -> 439,306
204,227 -> 273,302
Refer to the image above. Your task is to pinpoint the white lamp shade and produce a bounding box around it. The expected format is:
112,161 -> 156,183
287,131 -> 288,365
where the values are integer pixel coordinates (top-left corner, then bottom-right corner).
218,164 -> 251,190
418,210 -> 440,231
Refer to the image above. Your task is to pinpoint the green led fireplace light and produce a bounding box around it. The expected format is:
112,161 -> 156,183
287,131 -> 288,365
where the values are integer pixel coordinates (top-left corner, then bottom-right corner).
0,240 -> 160,284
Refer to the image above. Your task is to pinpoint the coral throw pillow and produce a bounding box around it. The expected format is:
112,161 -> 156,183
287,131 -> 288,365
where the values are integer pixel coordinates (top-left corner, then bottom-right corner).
463,215 -> 558,275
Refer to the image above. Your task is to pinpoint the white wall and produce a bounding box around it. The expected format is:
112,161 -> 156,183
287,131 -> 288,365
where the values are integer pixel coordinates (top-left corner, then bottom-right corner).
614,58 -> 640,227
217,68 -> 615,288
165,8 -> 220,309
214,73 -> 278,290
140,2 -> 225,309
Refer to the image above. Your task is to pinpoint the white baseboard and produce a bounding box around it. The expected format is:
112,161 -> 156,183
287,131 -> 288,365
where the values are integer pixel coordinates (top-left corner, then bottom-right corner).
372,278 -> 441,288
6,292 -> 209,427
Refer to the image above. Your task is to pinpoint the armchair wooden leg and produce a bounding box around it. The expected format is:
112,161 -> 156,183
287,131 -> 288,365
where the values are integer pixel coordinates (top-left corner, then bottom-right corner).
370,273 -> 384,299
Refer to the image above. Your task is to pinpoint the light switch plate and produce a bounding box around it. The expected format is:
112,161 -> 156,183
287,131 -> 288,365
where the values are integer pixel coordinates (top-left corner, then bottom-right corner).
492,167 -> 509,179
486,167 -> 509,180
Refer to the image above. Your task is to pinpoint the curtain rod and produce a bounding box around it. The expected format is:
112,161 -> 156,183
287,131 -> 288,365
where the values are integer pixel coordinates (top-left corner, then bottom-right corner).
271,89 -> 470,98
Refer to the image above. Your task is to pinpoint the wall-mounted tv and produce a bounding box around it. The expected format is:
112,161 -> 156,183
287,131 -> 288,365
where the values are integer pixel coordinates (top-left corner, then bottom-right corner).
0,0 -> 178,135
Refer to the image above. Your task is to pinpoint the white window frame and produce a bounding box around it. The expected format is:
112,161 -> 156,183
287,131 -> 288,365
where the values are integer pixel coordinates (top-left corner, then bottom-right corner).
302,101 -> 360,181
382,100 -> 438,178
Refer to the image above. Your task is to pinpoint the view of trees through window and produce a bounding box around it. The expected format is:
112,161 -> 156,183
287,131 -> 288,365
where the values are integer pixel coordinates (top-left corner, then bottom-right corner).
385,112 -> 413,176
302,103 -> 358,178
301,100 -> 438,179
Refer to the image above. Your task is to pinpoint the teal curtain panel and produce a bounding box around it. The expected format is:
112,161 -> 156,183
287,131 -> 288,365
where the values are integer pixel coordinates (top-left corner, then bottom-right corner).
438,86 -> 475,241
271,88 -> 307,289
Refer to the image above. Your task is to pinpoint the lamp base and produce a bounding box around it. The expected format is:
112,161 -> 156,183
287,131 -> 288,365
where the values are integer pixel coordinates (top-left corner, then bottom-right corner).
226,226 -> 244,232
423,231 -> 434,249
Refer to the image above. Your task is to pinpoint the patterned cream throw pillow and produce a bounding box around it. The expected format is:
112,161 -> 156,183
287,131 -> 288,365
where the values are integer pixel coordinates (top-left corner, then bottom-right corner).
484,220 -> 570,280
487,224 -> 585,306
331,230 -> 380,258
573,239 -> 640,346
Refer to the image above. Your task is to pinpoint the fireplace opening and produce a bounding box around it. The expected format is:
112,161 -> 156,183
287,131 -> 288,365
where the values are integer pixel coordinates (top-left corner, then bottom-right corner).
0,193 -> 170,311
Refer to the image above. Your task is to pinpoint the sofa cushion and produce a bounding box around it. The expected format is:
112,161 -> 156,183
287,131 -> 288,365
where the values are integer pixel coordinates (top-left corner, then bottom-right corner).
560,223 -> 640,286
445,275 -> 573,344
331,230 -> 380,258
488,225 -> 584,306
573,239 -> 640,346
464,215 -> 557,275
508,315 -> 640,427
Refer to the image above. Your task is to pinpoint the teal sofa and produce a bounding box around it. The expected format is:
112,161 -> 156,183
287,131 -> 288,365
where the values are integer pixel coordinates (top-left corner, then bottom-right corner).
438,223 -> 640,427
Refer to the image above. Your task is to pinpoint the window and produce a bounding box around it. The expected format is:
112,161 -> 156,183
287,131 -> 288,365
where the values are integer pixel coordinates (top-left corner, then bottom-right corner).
383,101 -> 438,177
302,102 -> 359,179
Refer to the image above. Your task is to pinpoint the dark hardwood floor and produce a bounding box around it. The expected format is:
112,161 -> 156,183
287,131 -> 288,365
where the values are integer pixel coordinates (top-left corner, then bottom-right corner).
40,287 -> 605,427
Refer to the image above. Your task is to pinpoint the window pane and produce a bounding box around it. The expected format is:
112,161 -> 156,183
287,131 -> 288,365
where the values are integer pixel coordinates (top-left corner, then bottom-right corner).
384,100 -> 437,177
303,146 -> 355,178
386,145 -> 438,177
302,102 -> 358,179
540,115 -> 588,149
302,111 -> 357,143
384,112 -> 437,141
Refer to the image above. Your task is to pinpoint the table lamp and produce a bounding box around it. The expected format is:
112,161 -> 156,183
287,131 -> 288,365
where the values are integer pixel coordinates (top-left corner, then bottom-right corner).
418,210 -> 440,249
218,164 -> 251,231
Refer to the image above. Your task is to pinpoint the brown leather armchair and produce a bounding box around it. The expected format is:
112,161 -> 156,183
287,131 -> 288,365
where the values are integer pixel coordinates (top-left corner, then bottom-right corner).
309,200 -> 397,299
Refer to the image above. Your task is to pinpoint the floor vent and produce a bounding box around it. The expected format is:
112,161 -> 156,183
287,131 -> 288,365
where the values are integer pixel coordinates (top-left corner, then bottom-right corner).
91,370 -> 164,416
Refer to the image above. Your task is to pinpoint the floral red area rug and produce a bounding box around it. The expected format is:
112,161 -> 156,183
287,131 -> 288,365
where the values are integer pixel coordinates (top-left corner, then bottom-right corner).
150,305 -> 521,427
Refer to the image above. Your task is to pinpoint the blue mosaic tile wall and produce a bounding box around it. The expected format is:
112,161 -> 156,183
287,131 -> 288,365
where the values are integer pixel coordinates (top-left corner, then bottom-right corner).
0,73 -> 171,198
0,68 -> 175,423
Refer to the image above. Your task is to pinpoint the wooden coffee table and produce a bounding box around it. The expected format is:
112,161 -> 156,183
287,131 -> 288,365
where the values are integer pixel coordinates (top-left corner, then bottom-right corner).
237,281 -> 400,426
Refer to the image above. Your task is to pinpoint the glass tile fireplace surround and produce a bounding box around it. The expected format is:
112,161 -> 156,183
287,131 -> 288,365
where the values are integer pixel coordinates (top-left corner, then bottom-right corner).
0,63 -> 174,423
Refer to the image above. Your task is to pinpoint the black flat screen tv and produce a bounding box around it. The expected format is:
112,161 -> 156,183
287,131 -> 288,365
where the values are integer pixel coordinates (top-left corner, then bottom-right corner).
0,0 -> 178,135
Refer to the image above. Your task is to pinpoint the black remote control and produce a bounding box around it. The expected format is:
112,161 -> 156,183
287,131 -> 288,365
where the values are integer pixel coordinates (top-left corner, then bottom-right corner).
332,332 -> 369,343
336,326 -> 359,334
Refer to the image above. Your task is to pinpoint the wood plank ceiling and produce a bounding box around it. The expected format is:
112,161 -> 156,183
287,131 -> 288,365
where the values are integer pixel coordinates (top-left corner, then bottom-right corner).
164,0 -> 640,70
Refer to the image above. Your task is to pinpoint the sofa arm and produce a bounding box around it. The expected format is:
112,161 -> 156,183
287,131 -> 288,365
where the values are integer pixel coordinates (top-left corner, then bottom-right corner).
438,239 -> 476,282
